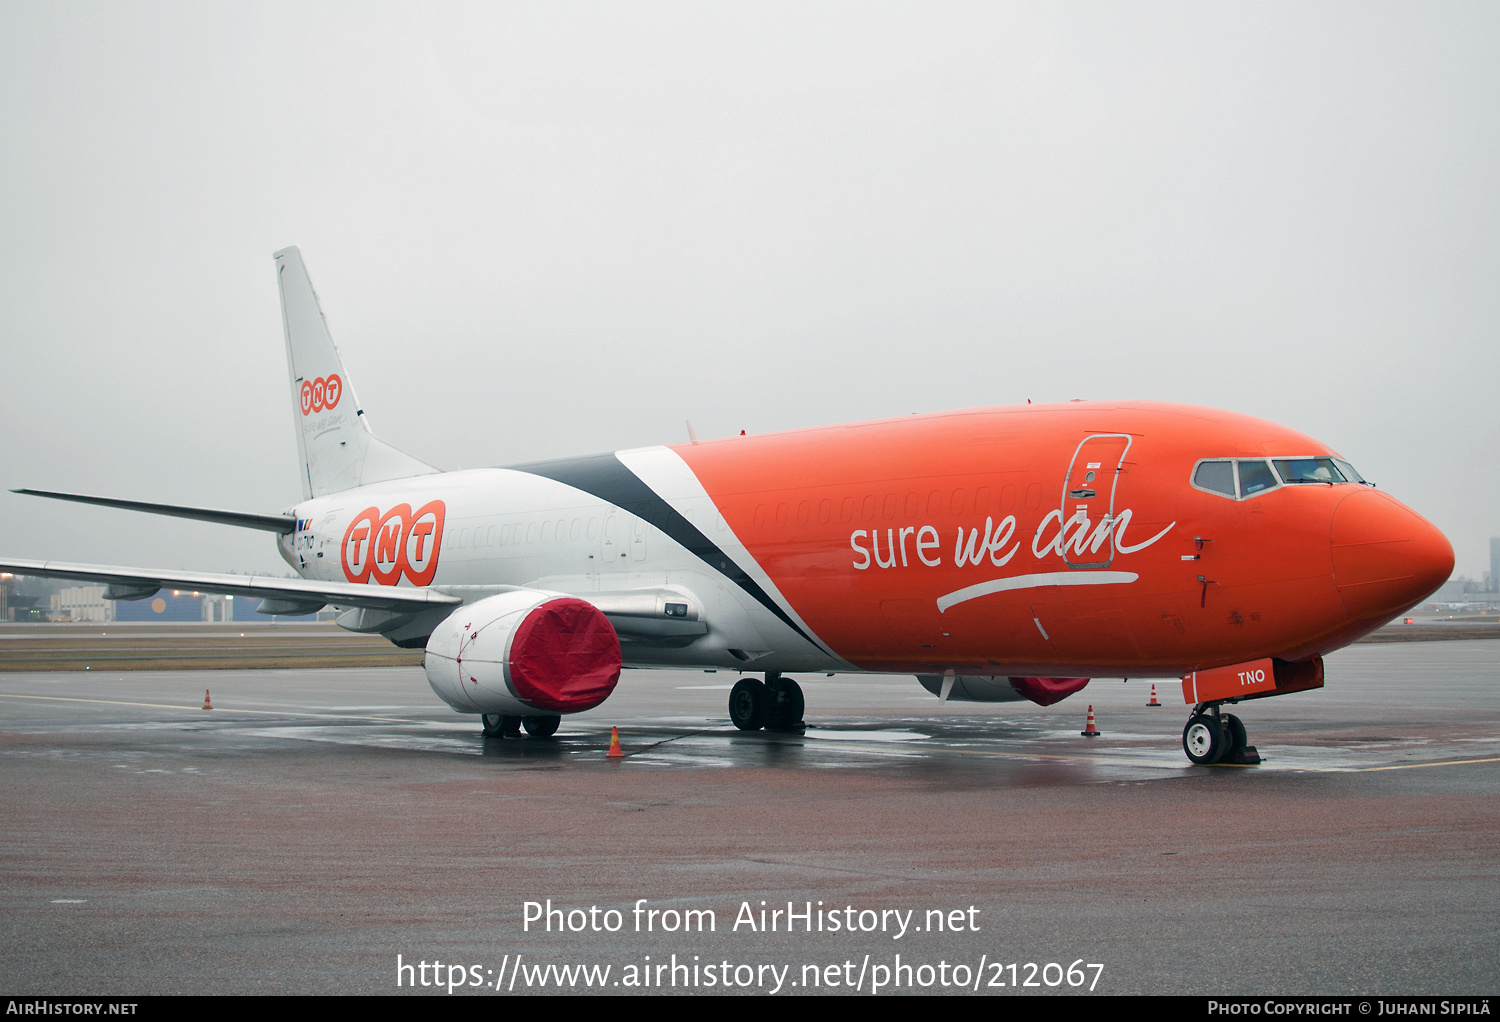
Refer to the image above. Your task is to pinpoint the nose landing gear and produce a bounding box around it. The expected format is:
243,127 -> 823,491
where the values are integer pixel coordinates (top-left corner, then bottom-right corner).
729,672 -> 805,732
1182,704 -> 1260,765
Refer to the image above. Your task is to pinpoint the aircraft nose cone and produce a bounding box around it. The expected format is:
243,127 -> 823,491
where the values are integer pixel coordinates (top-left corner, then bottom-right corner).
1331,489 -> 1453,621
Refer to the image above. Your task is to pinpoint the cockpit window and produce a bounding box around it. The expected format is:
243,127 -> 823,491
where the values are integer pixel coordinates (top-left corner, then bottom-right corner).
1193,460 -> 1236,497
1237,460 -> 1278,496
1333,458 -> 1368,485
1274,458 -> 1345,484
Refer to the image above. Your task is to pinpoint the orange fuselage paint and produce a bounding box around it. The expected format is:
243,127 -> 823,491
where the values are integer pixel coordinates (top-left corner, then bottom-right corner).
673,401 -> 1452,676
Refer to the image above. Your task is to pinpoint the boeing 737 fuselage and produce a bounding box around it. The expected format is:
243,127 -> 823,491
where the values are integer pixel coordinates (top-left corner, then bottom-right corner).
5,247 -> 1453,765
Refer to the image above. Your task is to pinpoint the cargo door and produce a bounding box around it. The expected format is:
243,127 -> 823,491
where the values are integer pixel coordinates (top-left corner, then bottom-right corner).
1061,434 -> 1132,569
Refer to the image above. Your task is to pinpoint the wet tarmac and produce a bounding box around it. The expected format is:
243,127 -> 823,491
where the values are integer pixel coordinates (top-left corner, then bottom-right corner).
1,642 -> 1496,995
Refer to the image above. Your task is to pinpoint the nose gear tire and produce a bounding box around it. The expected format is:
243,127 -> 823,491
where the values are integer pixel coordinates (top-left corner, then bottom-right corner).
1222,713 -> 1248,757
1183,713 -> 1226,764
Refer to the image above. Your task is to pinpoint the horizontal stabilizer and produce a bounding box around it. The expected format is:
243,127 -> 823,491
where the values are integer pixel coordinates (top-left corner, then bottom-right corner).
12,489 -> 296,534
0,558 -> 463,614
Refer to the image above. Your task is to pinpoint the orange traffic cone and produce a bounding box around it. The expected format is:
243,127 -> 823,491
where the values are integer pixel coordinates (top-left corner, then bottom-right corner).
1080,704 -> 1100,737
202,689 -> 213,710
1147,683 -> 1162,707
606,726 -> 624,758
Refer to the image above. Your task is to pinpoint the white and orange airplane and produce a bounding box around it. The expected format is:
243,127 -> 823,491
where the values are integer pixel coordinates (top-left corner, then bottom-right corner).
5,248 -> 1453,764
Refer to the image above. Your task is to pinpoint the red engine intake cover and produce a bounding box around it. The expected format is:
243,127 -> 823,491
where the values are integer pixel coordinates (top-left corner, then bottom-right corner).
1008,676 -> 1090,706
508,598 -> 622,712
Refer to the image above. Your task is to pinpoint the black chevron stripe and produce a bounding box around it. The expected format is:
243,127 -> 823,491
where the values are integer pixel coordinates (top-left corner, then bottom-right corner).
509,452 -> 824,651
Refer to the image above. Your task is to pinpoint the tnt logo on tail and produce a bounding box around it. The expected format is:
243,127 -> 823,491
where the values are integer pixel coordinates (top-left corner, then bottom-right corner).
300,374 -> 343,416
342,500 -> 445,586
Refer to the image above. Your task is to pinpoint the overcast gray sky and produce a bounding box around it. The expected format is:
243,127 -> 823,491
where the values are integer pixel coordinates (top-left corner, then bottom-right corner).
2,2 -> 1496,579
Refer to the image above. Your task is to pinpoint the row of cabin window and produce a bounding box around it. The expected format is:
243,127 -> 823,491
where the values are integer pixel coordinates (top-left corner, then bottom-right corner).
751,484 -> 1046,529
448,515 -> 643,550
446,509 -> 741,550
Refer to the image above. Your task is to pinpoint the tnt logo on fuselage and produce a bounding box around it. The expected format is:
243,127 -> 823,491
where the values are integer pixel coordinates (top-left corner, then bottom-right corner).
300,374 -> 343,416
342,500 -> 445,587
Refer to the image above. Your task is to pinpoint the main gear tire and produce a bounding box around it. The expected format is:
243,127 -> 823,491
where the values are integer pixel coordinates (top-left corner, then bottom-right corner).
523,715 -> 561,738
729,678 -> 769,731
766,677 -> 805,731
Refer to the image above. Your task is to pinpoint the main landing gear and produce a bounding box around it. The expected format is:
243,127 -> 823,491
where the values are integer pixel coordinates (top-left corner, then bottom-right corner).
1182,704 -> 1260,766
729,672 -> 805,732
481,713 -> 560,739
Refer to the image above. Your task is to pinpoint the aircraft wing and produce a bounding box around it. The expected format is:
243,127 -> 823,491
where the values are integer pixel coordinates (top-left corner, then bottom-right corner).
0,558 -> 462,613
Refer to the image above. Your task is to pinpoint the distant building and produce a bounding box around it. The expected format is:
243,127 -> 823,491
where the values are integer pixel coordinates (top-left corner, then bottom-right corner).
52,586 -> 113,623
112,590 -> 306,622
230,596 -> 318,622
0,575 -> 323,624
4,593 -> 47,621
112,591 -> 207,622
2,574 -> 58,622
1431,580 -> 1468,604
1491,538 -> 1499,597
1425,575 -> 1500,610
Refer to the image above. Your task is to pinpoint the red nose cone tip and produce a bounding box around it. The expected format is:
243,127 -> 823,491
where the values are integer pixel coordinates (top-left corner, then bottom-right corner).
1331,490 -> 1454,622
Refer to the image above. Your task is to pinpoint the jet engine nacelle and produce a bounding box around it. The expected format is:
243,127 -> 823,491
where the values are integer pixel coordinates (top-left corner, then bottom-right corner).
917,674 -> 1089,706
424,590 -> 622,715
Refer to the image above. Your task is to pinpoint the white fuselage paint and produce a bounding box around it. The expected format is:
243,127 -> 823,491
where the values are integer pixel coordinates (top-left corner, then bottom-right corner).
278,460 -> 843,674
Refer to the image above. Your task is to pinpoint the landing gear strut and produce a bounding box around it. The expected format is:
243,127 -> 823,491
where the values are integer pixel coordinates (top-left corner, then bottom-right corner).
1182,704 -> 1260,765
729,672 -> 805,732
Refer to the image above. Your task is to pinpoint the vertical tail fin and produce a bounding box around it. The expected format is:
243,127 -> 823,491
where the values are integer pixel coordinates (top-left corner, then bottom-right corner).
274,246 -> 437,498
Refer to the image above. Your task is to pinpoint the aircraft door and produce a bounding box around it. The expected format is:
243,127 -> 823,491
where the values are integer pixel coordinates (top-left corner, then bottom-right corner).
602,512 -> 621,563
310,511 -> 342,581
1061,433 -> 1132,569
631,516 -> 648,561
